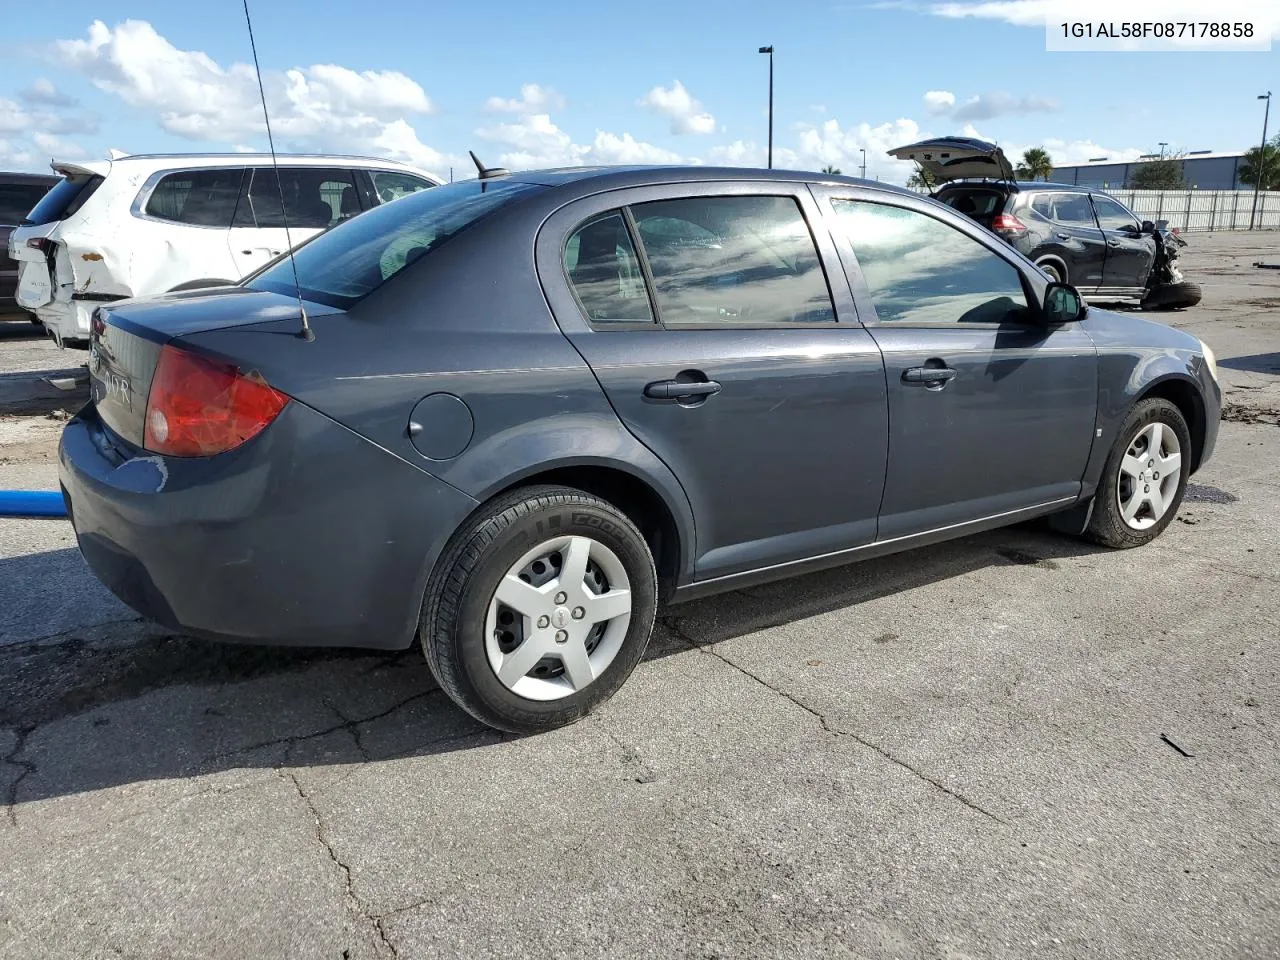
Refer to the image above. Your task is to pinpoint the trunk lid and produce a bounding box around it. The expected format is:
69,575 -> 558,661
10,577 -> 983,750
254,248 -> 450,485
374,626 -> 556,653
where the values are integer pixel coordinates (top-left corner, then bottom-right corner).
89,288 -> 341,445
888,136 -> 1016,185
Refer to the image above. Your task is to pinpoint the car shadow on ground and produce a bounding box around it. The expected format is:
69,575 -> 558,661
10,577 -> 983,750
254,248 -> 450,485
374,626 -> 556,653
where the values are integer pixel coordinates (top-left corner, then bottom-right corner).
1220,352 -> 1280,375
1,526 -> 1106,808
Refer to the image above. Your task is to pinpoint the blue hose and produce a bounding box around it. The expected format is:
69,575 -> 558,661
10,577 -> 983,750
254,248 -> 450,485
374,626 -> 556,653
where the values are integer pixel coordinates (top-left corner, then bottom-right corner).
0,490 -> 68,518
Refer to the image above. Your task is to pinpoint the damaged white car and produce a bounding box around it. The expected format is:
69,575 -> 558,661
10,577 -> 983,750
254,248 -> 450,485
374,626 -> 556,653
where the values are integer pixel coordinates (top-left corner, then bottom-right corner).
7,153 -> 441,347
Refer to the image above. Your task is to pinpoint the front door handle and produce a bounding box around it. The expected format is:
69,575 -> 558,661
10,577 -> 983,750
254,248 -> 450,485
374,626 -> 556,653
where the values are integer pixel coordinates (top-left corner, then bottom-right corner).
902,366 -> 958,385
1056,232 -> 1071,240
644,379 -> 722,400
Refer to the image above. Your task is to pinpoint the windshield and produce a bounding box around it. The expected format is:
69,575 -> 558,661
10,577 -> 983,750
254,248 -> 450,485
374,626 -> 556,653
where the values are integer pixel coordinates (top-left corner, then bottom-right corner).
23,173 -> 103,226
247,179 -> 542,309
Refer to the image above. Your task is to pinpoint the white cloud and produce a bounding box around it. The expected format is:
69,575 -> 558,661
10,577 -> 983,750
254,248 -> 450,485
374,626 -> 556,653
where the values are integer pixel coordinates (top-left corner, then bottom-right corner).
924,89 -> 1057,121
485,83 -> 565,115
638,81 -> 716,135
20,78 -> 78,107
923,90 -> 956,114
32,132 -> 86,157
475,110 -> 690,170
793,117 -> 924,180
0,97 -> 94,168
52,19 -> 452,178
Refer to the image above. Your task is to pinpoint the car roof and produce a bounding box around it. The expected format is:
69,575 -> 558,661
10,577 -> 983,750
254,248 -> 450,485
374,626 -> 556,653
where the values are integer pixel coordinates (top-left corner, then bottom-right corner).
0,171 -> 60,185
939,179 -> 1089,192
507,164 -> 918,198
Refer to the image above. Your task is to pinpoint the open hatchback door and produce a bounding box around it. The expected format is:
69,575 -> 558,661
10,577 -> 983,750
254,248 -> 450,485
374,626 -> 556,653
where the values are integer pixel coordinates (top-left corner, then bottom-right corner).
888,137 -> 1016,185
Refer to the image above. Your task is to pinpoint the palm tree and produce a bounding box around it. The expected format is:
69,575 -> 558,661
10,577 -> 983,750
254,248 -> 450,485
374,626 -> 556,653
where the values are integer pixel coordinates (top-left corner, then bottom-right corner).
821,164 -> 842,174
1015,147 -> 1054,181
1239,134 -> 1280,190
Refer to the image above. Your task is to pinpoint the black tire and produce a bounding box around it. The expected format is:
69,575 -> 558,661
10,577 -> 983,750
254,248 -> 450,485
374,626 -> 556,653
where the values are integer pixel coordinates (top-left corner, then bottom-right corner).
1036,259 -> 1066,284
167,278 -> 239,293
1141,280 -> 1202,311
1083,398 -> 1191,549
420,485 -> 658,734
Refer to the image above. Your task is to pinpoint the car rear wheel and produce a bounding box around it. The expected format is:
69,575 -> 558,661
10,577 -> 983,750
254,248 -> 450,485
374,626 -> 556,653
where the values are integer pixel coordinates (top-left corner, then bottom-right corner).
420,485 -> 657,733
1036,259 -> 1066,284
1084,398 -> 1190,548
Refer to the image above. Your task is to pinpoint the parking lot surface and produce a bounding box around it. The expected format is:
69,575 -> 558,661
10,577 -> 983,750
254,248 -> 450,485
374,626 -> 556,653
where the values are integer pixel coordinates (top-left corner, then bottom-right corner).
1,231 -> 1277,958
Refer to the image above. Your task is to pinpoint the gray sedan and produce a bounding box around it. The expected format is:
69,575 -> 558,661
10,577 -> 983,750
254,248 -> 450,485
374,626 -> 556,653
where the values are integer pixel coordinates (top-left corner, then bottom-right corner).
60,165 -> 1221,733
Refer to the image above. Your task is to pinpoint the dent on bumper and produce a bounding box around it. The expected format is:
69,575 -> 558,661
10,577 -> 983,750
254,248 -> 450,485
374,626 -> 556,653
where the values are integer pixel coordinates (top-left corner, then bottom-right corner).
32,300 -> 94,342
60,401 -> 479,649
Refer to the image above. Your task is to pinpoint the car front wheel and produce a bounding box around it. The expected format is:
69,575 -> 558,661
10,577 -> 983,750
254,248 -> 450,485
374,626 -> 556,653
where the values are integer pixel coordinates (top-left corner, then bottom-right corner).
420,485 -> 658,734
1084,398 -> 1190,548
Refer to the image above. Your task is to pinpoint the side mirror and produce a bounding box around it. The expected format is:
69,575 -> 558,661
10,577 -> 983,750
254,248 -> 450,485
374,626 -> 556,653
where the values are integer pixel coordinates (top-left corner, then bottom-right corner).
1042,282 -> 1086,325
1141,220 -> 1156,233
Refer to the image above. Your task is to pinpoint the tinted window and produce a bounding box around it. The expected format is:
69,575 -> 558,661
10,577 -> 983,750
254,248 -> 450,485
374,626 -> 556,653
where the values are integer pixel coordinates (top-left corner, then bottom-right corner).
1030,194 -> 1054,219
1092,195 -> 1139,231
941,189 -> 1002,217
564,212 -> 653,323
145,169 -> 244,226
1050,193 -> 1098,225
236,168 -> 356,229
23,173 -> 103,226
629,195 -> 835,326
832,200 -> 1030,325
370,171 -> 434,204
247,179 -> 541,309
0,183 -> 53,225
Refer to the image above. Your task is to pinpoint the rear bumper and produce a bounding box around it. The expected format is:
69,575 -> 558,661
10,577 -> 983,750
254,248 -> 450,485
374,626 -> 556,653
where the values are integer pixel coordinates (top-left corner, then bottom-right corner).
28,299 -> 94,344
59,401 -> 479,649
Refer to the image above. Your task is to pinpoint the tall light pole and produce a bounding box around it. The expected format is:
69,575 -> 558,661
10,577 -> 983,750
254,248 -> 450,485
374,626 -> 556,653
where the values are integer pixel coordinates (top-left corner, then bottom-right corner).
1250,91 -> 1272,230
1158,141 -> 1168,158
860,148 -> 866,179
758,46 -> 774,169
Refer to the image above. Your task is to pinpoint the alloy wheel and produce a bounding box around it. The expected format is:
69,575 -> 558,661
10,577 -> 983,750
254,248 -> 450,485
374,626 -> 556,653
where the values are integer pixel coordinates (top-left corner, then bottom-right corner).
484,535 -> 633,701
1116,421 -> 1182,530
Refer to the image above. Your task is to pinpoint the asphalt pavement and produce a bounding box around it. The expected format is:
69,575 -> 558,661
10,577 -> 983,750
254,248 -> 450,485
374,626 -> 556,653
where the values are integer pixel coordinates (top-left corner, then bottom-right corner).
0,231 -> 1277,959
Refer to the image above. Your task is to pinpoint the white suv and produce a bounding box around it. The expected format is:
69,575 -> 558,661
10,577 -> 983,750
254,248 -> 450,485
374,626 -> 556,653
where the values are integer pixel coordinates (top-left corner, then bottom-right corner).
8,153 -> 441,347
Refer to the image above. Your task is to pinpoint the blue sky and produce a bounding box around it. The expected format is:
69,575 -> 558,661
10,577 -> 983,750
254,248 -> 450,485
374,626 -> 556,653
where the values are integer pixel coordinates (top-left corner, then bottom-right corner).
1,1 -> 1275,183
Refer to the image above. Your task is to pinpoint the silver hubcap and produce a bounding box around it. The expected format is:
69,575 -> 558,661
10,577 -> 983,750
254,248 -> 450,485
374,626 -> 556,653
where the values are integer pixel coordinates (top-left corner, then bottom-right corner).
485,535 -> 632,701
1116,421 -> 1182,530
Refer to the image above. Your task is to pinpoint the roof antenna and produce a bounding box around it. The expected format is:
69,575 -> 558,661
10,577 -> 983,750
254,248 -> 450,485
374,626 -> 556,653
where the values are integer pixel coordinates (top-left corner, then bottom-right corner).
242,0 -> 313,342
469,150 -> 510,181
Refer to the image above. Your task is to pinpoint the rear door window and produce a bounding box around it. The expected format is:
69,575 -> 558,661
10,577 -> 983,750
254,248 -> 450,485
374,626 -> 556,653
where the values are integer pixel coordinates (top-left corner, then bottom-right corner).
235,168 -> 357,230
145,169 -> 245,227
564,212 -> 653,323
1051,193 -> 1100,226
22,173 -> 103,226
628,195 -> 836,326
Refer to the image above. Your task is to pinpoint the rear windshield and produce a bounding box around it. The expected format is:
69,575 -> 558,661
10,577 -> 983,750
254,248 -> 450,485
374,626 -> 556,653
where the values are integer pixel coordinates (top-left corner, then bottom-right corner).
939,188 -> 1004,219
247,179 -> 541,309
23,173 -> 104,226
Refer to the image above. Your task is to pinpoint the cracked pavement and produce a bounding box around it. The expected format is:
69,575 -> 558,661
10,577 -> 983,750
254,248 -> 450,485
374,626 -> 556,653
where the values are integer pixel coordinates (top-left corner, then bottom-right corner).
1,232 -> 1278,958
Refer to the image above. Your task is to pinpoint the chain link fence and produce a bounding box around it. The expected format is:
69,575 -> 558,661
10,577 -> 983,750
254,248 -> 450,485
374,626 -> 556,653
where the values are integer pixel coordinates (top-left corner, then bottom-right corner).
1088,190 -> 1280,233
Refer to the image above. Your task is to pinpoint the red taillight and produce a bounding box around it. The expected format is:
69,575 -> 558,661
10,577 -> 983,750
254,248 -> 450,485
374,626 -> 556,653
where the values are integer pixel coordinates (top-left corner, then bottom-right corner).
143,345 -> 289,457
991,213 -> 1028,235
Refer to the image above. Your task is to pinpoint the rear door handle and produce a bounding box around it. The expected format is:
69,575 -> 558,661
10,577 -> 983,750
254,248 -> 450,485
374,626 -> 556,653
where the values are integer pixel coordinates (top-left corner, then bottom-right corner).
1108,240 -> 1121,247
1056,232 -> 1071,240
644,379 -> 722,400
903,366 -> 958,384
